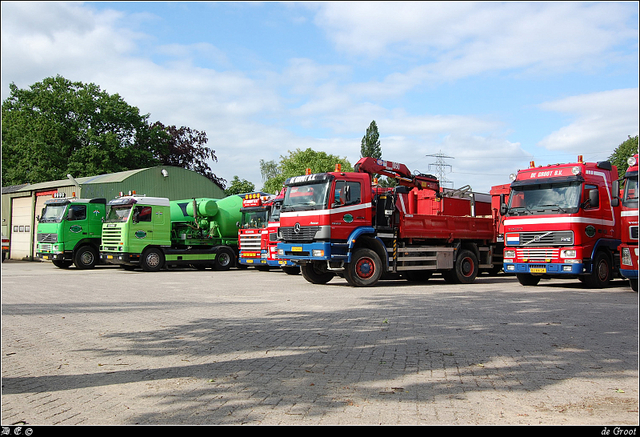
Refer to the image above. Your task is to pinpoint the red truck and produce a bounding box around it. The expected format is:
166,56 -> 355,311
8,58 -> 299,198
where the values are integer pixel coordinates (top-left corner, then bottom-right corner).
238,190 -> 298,273
616,154 -> 638,291
276,158 -> 504,286
501,156 -> 621,288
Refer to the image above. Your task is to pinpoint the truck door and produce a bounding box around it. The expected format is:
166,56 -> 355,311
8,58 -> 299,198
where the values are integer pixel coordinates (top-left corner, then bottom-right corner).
131,205 -> 155,245
331,179 -> 369,240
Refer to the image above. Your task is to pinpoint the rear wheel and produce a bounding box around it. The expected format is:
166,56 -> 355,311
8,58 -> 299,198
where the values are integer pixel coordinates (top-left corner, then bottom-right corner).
444,249 -> 478,284
140,248 -> 164,272
214,246 -> 235,270
301,262 -> 335,284
345,248 -> 382,287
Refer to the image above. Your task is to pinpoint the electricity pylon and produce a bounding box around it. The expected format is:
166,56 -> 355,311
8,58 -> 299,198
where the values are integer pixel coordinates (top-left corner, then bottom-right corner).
426,151 -> 454,188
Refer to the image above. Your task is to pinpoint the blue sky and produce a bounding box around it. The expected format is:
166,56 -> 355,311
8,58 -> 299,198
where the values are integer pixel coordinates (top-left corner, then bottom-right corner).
2,2 -> 638,192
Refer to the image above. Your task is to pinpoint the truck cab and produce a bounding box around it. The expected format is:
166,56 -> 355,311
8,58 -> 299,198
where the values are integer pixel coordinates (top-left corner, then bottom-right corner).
502,157 -> 621,287
36,195 -> 106,269
618,154 -> 638,291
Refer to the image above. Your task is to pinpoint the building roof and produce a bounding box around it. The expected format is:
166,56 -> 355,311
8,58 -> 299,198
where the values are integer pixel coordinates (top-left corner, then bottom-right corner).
13,168 -> 151,193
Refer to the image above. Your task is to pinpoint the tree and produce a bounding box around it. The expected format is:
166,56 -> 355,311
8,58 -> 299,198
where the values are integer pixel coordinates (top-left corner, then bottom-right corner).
150,122 -> 225,187
261,148 -> 353,194
1,75 -> 224,187
224,176 -> 255,196
609,135 -> 639,175
360,120 -> 382,159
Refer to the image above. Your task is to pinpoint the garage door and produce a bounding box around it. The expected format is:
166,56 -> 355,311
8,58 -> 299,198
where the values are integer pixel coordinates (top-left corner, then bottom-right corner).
10,196 -> 34,260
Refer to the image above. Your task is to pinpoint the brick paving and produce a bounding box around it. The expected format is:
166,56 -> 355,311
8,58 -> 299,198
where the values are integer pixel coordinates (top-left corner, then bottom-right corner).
1,260 -> 638,425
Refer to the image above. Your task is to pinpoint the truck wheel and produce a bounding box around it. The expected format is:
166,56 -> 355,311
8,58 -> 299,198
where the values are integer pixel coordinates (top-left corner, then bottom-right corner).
74,245 -> 98,269
582,251 -> 611,288
141,248 -> 164,272
345,248 -> 382,287
301,262 -> 335,284
444,249 -> 478,284
517,273 -> 541,286
630,279 -> 638,292
214,246 -> 235,270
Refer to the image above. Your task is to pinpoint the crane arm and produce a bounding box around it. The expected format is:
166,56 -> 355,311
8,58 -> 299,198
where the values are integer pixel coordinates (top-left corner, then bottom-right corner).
354,157 -> 440,192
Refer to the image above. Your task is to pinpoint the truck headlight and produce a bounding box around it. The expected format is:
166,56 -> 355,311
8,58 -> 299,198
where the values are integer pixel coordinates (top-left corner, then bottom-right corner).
278,249 -> 284,256
504,250 -> 516,258
621,247 -> 632,266
561,249 -> 576,258
312,249 -> 324,257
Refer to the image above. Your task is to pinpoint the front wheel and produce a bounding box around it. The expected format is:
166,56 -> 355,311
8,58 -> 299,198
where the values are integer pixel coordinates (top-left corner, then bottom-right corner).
582,251 -> 611,288
301,262 -> 335,284
74,245 -> 98,269
345,248 -> 382,287
140,248 -> 165,272
516,273 -> 541,286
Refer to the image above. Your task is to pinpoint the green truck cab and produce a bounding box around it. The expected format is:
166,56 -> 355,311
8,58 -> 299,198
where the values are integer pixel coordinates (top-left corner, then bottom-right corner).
36,196 -> 107,269
99,194 -> 242,271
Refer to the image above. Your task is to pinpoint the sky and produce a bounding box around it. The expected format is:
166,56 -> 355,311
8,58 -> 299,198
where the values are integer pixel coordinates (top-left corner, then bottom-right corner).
1,1 -> 638,193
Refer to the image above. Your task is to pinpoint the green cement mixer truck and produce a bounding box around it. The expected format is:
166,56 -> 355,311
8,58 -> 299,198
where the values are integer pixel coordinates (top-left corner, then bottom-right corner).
99,193 -> 242,271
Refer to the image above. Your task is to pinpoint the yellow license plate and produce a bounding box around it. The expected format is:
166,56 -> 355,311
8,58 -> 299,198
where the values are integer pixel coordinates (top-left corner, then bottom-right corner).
107,255 -> 114,259
292,247 -> 302,252
530,267 -> 546,273
42,255 -> 49,260
246,259 -> 254,263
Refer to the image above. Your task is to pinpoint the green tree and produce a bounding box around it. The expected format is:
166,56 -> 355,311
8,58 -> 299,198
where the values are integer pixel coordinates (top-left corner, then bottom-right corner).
224,176 -> 255,196
609,135 -> 639,175
1,75 -> 224,187
360,120 -> 382,159
261,148 -> 353,194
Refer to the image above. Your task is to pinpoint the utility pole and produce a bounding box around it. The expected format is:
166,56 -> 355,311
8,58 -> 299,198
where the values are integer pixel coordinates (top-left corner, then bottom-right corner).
426,151 -> 454,188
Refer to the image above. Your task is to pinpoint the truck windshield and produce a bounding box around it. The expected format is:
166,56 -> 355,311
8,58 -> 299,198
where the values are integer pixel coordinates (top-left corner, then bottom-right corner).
241,210 -> 269,228
623,176 -> 638,207
282,182 -> 331,211
40,204 -> 67,223
507,181 -> 581,215
105,206 -> 133,223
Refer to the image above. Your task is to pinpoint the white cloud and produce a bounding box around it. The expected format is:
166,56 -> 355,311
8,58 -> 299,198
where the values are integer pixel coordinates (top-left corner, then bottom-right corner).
537,88 -> 639,158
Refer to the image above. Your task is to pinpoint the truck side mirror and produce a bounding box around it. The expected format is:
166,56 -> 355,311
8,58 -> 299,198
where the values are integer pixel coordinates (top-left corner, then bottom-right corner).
611,180 -> 620,207
588,189 -> 599,208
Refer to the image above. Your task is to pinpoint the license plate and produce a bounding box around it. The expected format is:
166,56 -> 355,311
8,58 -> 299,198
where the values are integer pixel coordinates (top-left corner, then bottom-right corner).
107,255 -> 114,259
246,259 -> 254,263
42,255 -> 49,260
530,267 -> 546,273
292,246 -> 302,252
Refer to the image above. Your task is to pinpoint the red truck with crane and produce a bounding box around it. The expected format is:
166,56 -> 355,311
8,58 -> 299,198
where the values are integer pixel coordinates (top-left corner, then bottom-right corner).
616,154 -> 638,291
501,156 -> 621,288
276,158 -> 504,287
238,190 -> 298,273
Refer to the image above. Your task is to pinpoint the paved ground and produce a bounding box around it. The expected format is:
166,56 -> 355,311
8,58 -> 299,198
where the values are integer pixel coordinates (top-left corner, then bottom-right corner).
1,260 -> 638,426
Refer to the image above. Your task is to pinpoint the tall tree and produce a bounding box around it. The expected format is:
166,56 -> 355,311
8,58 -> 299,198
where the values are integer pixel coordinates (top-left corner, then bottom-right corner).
360,120 -> 382,159
609,135 -> 639,175
224,176 -> 255,196
261,148 -> 353,194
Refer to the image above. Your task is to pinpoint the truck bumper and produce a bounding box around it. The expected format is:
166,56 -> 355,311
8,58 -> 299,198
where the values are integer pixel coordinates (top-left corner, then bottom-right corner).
36,251 -> 72,262
503,262 -> 584,275
277,241 -> 339,262
100,252 -> 141,265
620,268 -> 638,281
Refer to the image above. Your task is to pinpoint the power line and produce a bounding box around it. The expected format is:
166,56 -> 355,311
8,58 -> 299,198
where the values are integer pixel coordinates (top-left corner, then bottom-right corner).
426,151 -> 454,188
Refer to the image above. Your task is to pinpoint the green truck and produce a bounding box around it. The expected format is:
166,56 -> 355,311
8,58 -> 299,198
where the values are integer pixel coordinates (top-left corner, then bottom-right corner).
36,195 -> 107,269
99,194 -> 242,271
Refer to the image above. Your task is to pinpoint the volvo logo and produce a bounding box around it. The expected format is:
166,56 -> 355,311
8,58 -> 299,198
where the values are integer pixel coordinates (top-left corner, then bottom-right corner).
293,223 -> 301,234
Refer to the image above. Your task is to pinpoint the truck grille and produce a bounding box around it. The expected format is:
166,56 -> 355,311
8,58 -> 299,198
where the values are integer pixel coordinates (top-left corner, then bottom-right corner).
516,248 -> 560,262
631,226 -> 638,240
517,231 -> 573,246
101,227 -> 123,247
239,234 -> 262,250
37,233 -> 57,243
280,226 -> 319,242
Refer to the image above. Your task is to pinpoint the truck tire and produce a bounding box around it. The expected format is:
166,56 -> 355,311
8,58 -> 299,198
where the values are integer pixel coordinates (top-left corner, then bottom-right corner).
140,248 -> 165,272
74,245 -> 98,269
301,262 -> 335,284
516,273 -> 541,286
214,246 -> 235,271
52,260 -> 73,269
444,249 -> 478,284
345,248 -> 383,287
582,251 -> 611,288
